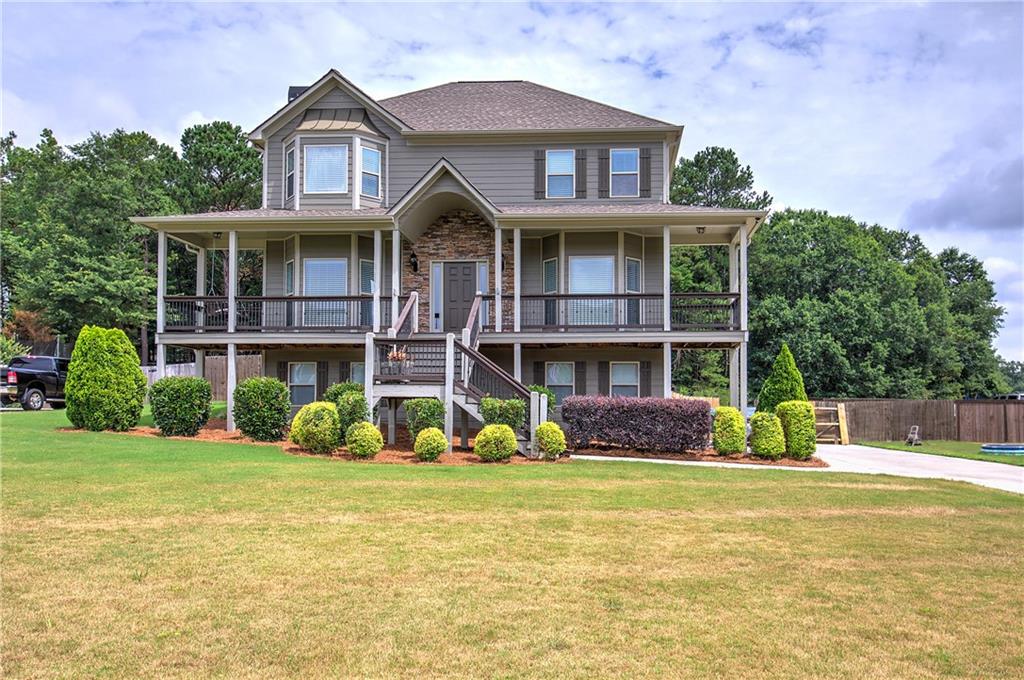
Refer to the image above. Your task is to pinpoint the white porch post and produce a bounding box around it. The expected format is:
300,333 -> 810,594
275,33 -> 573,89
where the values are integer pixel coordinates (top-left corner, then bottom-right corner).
227,231 -> 238,333
194,350 -> 205,381
155,342 -> 166,379
513,342 -> 522,382
739,343 -> 749,412
662,342 -> 672,398
662,225 -> 671,331
156,231 -> 167,334
494,225 -> 502,333
444,333 -> 455,451
391,227 -> 400,326
373,229 -> 382,332
364,332 -> 375,411
729,346 -> 740,408
226,342 -> 237,431
196,246 -> 206,329
513,227 -> 521,332
740,221 -> 750,333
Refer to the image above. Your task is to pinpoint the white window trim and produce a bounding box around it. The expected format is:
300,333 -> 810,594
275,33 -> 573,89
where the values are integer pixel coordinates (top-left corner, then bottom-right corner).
545,361 -> 575,406
625,256 -> 642,294
610,361 -> 641,396
359,258 -> 374,295
303,144 -> 349,195
302,257 -> 348,295
542,257 -> 558,294
545,149 -> 575,199
361,146 -> 381,199
288,361 -> 317,403
567,255 -> 616,293
609,148 -> 640,198
350,361 -> 366,385
284,259 -> 295,296
284,147 -> 296,203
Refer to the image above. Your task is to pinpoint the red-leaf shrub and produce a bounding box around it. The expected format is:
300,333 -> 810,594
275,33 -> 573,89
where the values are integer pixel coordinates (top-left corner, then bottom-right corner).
561,396 -> 711,453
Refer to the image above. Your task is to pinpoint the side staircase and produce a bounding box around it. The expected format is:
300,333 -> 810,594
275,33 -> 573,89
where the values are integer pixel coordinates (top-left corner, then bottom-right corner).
364,292 -> 547,456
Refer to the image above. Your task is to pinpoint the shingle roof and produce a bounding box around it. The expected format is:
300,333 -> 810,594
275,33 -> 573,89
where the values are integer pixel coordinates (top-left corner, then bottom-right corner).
380,81 -> 677,132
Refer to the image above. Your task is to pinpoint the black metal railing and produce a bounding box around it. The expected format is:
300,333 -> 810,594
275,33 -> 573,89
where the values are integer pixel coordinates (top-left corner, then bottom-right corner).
164,296 -> 228,331
517,293 -> 664,331
235,296 -> 373,332
372,337 -> 445,383
669,293 -> 739,330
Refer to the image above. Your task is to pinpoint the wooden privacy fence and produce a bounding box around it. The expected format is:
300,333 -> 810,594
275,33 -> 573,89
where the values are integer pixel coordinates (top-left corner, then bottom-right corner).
811,398 -> 1024,443
142,355 -> 262,401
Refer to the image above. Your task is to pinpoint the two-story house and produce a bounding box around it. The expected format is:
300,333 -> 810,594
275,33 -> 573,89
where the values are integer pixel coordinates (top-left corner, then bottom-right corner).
135,69 -> 764,450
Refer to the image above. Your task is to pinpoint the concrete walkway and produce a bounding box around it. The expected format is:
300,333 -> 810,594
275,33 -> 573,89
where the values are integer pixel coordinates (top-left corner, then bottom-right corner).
572,445 -> 1024,495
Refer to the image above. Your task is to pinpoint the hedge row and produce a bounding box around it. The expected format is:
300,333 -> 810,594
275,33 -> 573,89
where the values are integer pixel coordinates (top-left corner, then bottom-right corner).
561,396 -> 711,453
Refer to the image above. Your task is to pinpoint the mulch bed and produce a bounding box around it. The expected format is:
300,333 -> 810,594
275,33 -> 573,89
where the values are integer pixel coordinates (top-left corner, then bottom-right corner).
572,446 -> 828,468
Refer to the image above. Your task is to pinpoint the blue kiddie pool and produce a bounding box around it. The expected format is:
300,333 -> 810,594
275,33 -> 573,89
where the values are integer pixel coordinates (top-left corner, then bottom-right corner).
980,443 -> 1024,455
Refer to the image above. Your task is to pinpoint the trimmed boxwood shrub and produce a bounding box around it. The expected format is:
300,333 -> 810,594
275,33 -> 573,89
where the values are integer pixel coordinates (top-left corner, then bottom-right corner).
535,421 -> 566,460
323,381 -> 363,402
776,400 -> 817,460
334,392 -> 369,434
149,376 -> 211,437
756,343 -> 808,413
233,377 -> 290,441
480,397 -> 526,429
712,406 -> 746,455
405,398 -> 444,440
527,385 -> 556,417
414,427 -> 447,462
474,424 -> 518,462
750,412 -> 785,460
346,420 -> 383,459
290,401 -> 341,454
66,325 -> 147,432
561,396 -> 711,453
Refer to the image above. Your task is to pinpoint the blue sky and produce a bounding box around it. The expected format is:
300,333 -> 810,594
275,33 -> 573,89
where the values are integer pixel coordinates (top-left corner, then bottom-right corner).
2,1 -> 1022,360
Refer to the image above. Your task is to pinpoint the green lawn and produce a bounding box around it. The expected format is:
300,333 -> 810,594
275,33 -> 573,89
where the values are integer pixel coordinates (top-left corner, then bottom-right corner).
3,411 -> 1023,679
863,440 -> 1024,467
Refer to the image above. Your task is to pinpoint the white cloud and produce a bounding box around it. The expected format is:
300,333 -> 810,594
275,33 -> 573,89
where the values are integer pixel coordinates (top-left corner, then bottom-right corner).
1,1 -> 1021,357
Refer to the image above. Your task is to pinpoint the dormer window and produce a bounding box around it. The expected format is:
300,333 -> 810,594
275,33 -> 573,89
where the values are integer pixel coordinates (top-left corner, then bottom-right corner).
285,148 -> 295,200
546,149 -> 575,198
361,146 -> 381,198
304,144 -> 348,194
610,149 -> 639,197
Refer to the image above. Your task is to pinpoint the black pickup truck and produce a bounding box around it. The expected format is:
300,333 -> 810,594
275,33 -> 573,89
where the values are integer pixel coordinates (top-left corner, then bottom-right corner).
1,356 -> 69,410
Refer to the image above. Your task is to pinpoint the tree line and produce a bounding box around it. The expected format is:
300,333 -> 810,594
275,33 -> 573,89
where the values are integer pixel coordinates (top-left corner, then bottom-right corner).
0,128 -> 1014,398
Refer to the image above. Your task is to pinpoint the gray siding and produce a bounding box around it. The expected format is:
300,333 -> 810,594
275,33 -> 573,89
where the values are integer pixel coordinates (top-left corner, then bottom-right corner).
297,235 -> 352,293
643,236 -> 663,294
516,347 -> 663,397
521,237 -> 542,295
266,240 -> 285,295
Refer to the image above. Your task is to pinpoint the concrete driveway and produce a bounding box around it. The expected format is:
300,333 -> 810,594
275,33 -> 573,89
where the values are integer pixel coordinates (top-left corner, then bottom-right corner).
817,444 -> 1024,495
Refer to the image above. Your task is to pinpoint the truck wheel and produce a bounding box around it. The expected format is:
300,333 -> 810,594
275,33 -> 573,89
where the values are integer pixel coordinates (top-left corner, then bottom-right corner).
21,388 -> 45,411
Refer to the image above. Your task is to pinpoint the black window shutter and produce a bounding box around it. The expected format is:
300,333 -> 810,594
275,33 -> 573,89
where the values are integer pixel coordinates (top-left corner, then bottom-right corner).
598,149 -> 610,198
339,360 -> 351,382
575,149 -> 587,199
533,361 -> 544,386
574,361 -> 587,396
277,361 -> 288,382
534,150 -> 546,199
639,148 -> 652,198
598,361 -> 610,395
640,361 -> 652,397
316,361 -> 328,399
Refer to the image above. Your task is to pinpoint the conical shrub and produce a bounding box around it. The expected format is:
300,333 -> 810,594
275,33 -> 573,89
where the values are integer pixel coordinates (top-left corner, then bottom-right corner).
756,343 -> 808,413
65,326 -> 147,431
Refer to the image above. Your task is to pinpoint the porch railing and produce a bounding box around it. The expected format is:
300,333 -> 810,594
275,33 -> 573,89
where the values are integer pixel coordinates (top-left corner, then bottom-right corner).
235,296 -> 375,332
512,293 -> 739,332
669,293 -> 739,330
372,336 -> 445,383
164,296 -> 229,331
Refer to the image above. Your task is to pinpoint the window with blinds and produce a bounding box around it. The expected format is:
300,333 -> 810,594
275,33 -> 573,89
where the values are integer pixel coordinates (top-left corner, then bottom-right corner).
610,362 -> 640,397
545,362 -> 574,405
546,149 -> 575,198
361,147 -> 380,198
289,362 -> 316,405
610,148 -> 639,197
285,148 -> 296,199
569,256 -> 614,325
303,258 -> 348,326
543,258 -> 558,294
304,145 -> 348,193
626,257 -> 642,325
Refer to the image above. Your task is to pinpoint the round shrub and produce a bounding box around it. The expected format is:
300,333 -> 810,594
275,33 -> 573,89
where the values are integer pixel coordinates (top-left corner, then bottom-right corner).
346,420 -> 383,459
66,325 -> 147,431
535,421 -> 566,460
474,424 -> 518,462
290,401 -> 341,454
323,381 -> 364,402
149,376 -> 211,436
414,427 -> 447,462
334,391 -> 369,434
776,400 -> 817,460
405,398 -> 444,440
233,377 -> 290,441
712,406 -> 746,455
480,397 -> 526,429
750,412 -> 785,460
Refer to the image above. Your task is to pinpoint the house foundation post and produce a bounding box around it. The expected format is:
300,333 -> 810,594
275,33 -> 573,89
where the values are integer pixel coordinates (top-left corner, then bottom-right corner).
387,399 -> 396,445
729,346 -> 740,408
739,342 -> 749,412
460,408 -> 470,450
513,343 -> 522,382
155,342 -> 166,380
364,332 -> 375,413
226,342 -> 237,432
444,333 -> 455,451
662,342 -> 672,398
194,349 -> 205,380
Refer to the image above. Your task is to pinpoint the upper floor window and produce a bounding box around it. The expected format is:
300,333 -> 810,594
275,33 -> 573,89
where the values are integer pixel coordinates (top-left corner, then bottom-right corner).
304,144 -> 348,194
361,147 -> 381,198
610,148 -> 639,197
546,149 -> 575,198
285,148 -> 296,200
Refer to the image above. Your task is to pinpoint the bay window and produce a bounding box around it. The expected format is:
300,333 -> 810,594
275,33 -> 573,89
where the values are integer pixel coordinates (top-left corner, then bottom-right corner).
361,146 -> 381,198
304,144 -> 348,193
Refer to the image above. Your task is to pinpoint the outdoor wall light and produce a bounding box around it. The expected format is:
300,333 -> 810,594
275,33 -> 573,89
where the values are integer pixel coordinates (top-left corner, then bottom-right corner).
697,227 -> 706,235
212,231 -> 223,240
409,252 -> 419,272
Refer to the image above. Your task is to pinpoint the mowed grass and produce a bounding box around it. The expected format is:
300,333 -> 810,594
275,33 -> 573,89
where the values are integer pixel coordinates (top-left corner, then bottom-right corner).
864,440 -> 1024,467
3,412 -> 1023,679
